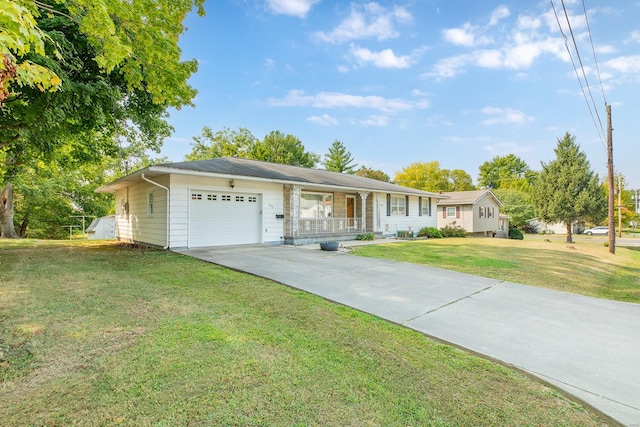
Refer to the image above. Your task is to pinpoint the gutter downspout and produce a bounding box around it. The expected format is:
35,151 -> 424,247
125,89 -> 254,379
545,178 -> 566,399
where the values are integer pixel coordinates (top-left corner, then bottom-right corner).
141,173 -> 170,249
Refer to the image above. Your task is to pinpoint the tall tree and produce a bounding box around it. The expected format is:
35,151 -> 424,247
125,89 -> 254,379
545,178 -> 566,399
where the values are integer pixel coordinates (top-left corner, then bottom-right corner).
532,133 -> 607,243
394,161 -> 474,192
322,140 -> 357,173
1,0 -> 204,237
355,166 -> 390,182
448,169 -> 475,191
493,188 -> 535,228
478,154 -> 531,190
252,131 -> 319,167
186,127 -> 258,161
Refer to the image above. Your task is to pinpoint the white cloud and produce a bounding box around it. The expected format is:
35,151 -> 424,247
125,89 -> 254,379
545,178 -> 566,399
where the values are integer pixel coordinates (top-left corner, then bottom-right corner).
489,5 -> 510,26
264,58 -> 275,68
481,107 -> 533,125
315,3 -> 413,44
349,44 -> 425,69
427,7 -> 569,81
626,30 -> 640,44
443,23 -> 492,47
306,114 -> 340,126
265,0 -> 320,18
595,45 -> 616,54
268,90 -> 423,114
601,55 -> 640,76
357,115 -> 389,126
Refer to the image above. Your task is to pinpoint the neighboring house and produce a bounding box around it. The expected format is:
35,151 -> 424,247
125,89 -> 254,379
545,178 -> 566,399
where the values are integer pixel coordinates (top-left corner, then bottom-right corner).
96,157 -> 444,248
526,218 -> 585,235
437,190 -> 504,237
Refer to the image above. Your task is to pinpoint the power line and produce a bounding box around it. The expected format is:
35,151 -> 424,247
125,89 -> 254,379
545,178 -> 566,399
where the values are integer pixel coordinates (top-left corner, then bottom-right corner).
581,0 -> 607,106
549,0 -> 606,151
560,0 -> 606,140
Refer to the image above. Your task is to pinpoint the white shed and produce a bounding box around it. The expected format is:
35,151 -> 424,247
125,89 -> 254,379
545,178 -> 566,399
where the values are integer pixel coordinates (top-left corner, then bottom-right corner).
86,215 -> 116,240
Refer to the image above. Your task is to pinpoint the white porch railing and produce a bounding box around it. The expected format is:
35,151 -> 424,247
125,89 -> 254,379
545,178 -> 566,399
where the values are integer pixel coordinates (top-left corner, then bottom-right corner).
296,217 -> 363,236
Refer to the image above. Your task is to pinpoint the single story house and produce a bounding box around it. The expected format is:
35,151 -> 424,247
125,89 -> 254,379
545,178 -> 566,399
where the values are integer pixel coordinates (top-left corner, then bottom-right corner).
437,189 -> 505,237
96,157 -> 445,248
526,218 -> 585,235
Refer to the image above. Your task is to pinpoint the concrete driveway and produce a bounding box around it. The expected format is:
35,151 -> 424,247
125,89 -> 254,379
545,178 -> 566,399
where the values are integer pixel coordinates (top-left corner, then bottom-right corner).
176,244 -> 640,426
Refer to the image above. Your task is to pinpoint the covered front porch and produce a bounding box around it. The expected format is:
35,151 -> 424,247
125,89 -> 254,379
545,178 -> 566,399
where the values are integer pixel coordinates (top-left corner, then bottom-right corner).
283,184 -> 379,245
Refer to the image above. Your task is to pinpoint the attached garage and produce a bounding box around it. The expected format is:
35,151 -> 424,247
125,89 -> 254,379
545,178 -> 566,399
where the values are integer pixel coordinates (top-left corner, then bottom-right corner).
189,190 -> 261,247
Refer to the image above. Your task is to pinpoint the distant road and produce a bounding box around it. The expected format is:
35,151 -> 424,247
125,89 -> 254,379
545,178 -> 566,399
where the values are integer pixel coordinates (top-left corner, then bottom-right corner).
617,237 -> 640,247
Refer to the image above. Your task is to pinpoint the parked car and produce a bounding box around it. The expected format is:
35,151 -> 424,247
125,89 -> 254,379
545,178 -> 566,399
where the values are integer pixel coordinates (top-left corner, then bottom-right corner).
583,226 -> 609,235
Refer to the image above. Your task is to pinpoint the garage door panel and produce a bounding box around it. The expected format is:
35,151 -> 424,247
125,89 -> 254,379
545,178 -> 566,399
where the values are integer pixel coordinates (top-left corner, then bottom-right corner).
189,190 -> 261,247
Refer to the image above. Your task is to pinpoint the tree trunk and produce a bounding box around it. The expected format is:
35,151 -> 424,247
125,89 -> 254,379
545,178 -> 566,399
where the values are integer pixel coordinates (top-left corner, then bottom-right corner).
19,215 -> 29,238
566,219 -> 573,244
1,183 -> 19,238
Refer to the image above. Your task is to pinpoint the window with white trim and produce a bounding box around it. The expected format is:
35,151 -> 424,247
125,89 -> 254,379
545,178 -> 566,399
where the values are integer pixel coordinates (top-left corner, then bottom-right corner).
421,197 -> 431,216
300,192 -> 333,218
147,191 -> 154,216
390,196 -> 406,216
446,207 -> 457,218
488,207 -> 494,218
479,206 -> 485,218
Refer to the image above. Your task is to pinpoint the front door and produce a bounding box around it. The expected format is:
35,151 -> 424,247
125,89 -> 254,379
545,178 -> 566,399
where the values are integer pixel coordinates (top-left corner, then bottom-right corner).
346,196 -> 355,228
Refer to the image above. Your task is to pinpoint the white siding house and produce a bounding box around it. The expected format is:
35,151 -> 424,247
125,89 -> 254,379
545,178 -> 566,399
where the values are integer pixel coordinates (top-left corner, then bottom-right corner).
98,157 -> 443,248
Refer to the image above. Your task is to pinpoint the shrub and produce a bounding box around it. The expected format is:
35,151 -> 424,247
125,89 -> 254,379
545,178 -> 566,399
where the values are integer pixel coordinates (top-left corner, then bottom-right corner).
440,224 -> 467,238
508,229 -> 524,240
417,227 -> 442,238
356,233 -> 375,241
521,223 -> 538,234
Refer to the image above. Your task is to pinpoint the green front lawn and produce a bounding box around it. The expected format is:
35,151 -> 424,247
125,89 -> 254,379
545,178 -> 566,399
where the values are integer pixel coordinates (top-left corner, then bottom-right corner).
0,240 -> 606,426
351,234 -> 640,303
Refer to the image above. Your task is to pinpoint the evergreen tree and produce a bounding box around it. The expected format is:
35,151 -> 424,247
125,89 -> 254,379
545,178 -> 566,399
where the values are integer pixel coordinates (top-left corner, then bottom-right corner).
533,133 -> 607,243
322,140 -> 357,173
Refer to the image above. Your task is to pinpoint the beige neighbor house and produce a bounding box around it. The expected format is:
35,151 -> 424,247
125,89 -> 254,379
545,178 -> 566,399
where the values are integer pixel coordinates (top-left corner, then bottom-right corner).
437,190 -> 507,237
96,157 -> 445,248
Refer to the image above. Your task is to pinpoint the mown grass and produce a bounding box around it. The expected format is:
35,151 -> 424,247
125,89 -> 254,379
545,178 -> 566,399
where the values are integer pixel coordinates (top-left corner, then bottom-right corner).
0,240 -> 608,426
352,234 -> 640,303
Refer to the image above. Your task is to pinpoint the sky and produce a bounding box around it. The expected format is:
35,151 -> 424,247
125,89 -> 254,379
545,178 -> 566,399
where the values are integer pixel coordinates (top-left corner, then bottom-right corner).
161,0 -> 640,189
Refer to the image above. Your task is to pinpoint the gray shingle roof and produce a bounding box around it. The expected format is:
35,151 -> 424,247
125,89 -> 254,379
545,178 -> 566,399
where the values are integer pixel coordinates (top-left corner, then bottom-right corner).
98,157 -> 442,197
437,189 -> 502,206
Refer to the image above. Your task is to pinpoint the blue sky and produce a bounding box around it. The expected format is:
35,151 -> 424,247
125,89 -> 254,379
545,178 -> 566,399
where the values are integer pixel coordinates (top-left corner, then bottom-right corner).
162,0 -> 640,189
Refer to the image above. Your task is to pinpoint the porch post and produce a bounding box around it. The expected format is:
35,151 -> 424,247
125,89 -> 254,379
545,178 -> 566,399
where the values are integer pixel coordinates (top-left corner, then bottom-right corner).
374,193 -> 382,233
358,192 -> 369,233
290,185 -> 301,236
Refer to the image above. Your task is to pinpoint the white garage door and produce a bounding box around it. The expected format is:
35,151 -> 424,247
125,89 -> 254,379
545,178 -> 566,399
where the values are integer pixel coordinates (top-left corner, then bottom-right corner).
189,190 -> 261,247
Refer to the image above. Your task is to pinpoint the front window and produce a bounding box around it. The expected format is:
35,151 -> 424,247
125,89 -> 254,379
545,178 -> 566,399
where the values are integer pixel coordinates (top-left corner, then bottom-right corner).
446,207 -> 457,218
390,196 -> 406,216
300,192 -> 333,218
421,197 -> 431,216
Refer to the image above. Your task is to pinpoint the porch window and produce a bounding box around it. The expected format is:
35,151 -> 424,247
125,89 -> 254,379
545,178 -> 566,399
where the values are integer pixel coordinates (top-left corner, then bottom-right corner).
300,192 -> 333,218
390,196 -> 406,216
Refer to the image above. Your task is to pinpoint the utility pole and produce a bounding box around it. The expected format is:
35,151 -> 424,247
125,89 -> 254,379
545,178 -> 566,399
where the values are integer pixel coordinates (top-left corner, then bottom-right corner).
606,104 -> 615,254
